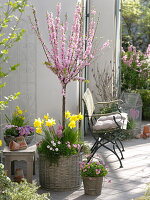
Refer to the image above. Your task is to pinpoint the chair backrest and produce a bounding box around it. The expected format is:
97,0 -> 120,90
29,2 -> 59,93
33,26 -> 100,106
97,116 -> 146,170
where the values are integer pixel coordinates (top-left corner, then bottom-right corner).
83,88 -> 95,119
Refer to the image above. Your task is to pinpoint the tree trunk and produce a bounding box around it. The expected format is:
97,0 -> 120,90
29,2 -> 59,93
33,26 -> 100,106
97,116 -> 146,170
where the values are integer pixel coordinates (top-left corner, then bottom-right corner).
62,85 -> 66,129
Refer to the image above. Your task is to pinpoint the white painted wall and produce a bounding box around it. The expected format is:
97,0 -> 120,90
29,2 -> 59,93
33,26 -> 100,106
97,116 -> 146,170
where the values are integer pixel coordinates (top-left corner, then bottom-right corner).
0,0 -> 120,140
88,0 -> 117,103
30,0 -> 80,121
0,0 -> 79,128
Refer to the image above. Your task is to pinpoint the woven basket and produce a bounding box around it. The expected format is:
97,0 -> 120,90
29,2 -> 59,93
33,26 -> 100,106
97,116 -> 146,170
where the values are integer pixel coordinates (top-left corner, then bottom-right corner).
39,153 -> 82,191
83,176 -> 103,195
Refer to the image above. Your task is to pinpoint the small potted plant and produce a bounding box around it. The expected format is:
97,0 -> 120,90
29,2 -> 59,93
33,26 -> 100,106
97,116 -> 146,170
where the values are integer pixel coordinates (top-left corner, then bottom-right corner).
80,159 -> 108,196
4,106 -> 35,146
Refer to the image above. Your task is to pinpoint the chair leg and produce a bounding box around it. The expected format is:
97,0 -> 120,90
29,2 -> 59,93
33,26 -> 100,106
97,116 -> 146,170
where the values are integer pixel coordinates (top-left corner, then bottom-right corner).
88,140 -> 123,168
116,138 -> 125,151
91,139 -> 99,152
104,145 -> 123,168
114,141 -> 124,160
87,145 -> 100,163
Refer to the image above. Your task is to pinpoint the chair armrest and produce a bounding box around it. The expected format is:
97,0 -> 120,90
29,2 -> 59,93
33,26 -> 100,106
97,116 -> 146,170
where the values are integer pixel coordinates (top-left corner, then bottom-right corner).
87,111 -> 120,118
96,99 -> 124,105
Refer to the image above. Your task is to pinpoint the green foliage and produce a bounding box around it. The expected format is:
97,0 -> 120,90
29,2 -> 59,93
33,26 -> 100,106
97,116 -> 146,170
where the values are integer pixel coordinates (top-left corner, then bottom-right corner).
135,89 -> 150,120
99,103 -> 118,114
134,183 -> 150,199
0,92 -> 20,110
5,106 -> 27,126
4,127 -> 19,137
37,126 -> 82,163
0,0 -> 28,110
62,126 -> 80,144
127,119 -> 136,130
122,0 -> 150,51
4,106 -> 35,137
80,160 -> 108,177
0,163 -> 50,200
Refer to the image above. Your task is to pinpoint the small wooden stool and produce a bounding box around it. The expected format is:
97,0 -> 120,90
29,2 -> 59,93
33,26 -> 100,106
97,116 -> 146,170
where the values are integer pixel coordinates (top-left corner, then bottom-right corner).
3,144 -> 36,183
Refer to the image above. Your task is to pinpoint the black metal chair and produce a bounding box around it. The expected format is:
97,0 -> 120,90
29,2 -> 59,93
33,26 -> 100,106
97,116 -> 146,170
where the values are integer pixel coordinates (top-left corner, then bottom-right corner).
83,88 -> 128,168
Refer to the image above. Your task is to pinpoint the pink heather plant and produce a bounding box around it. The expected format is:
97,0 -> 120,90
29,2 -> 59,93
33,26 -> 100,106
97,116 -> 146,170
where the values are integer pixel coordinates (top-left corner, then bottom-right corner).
80,160 -> 108,177
31,3 -> 109,128
121,44 -> 150,90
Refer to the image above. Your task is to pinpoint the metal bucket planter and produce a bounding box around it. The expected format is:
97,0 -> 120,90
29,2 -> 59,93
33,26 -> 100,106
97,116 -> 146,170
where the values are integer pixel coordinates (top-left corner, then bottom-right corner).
39,153 -> 82,191
83,176 -> 103,195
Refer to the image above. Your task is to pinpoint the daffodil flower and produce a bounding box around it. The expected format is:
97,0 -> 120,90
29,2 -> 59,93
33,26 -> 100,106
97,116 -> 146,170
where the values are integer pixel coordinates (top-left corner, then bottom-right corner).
0,140 -> 2,146
36,127 -> 42,134
34,118 -> 42,127
44,113 -> 49,120
70,115 -> 78,121
77,113 -> 84,120
68,120 -> 76,129
45,118 -> 56,127
65,111 -> 71,119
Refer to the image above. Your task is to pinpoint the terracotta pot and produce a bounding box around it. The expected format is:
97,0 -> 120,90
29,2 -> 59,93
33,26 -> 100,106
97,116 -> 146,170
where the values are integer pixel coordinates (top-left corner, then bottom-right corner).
143,126 -> 150,134
83,176 -> 103,196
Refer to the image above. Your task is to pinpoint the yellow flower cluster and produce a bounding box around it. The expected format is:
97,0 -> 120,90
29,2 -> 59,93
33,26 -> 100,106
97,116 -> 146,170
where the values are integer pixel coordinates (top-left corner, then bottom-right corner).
34,111 -> 83,133
0,140 -> 2,147
14,106 -> 26,120
65,111 -> 83,129
33,114 -> 56,134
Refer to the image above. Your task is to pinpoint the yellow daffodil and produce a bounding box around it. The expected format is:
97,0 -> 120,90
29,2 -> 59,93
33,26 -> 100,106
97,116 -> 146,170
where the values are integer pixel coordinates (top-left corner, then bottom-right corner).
68,120 -> 76,129
45,118 -> 56,127
34,118 -> 42,127
16,106 -> 20,110
65,111 -> 71,119
70,115 -> 78,122
36,127 -> 42,134
0,140 -> 2,146
77,113 -> 84,120
44,113 -> 49,120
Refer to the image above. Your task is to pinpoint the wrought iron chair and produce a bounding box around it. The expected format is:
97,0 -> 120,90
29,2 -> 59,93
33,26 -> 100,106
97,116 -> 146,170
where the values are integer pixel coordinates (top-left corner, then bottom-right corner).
83,88 -> 128,168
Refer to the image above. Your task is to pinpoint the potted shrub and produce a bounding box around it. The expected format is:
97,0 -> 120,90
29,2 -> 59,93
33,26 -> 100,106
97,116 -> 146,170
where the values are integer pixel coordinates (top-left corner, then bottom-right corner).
34,111 -> 84,191
80,159 -> 108,195
4,106 -> 35,146
31,2 -> 109,191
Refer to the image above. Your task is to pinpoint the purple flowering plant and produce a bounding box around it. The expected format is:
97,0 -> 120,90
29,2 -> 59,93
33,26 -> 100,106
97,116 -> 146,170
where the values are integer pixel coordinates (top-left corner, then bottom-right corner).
80,159 -> 108,177
121,44 -> 150,91
4,106 -> 35,137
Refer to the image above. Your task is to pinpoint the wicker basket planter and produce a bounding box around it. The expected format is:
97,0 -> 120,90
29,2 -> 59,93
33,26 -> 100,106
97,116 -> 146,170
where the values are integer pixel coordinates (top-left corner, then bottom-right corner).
83,176 -> 103,196
39,153 -> 82,191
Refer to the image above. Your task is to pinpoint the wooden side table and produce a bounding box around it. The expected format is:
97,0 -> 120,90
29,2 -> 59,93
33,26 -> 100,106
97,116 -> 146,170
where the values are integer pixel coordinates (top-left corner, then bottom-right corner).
3,144 -> 36,183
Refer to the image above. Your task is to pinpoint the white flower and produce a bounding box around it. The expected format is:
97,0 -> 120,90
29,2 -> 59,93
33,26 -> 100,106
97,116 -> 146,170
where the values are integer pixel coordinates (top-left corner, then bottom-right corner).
50,147 -> 53,150
47,145 -> 50,149
58,141 -> 61,144
55,148 -> 59,151
51,140 -> 54,144
6,177 -> 11,181
53,142 -> 56,146
0,163 -> 4,169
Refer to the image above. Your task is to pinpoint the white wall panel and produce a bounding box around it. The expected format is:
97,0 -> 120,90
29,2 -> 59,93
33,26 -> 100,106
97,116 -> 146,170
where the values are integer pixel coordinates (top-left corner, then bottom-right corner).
88,0 -> 116,102
0,0 -> 79,141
